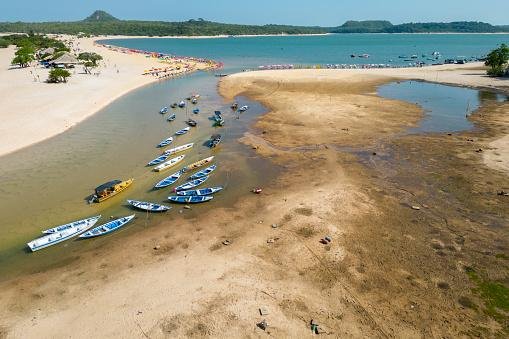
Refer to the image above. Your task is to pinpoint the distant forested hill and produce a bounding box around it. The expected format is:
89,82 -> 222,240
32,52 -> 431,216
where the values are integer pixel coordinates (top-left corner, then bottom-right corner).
0,11 -> 508,36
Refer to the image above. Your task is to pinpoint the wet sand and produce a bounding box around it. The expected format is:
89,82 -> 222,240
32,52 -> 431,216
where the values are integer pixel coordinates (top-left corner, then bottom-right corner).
0,66 -> 508,338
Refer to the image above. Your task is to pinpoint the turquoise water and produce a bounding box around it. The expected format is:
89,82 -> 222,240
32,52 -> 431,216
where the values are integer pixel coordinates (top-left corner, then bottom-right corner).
104,34 -> 509,70
1,34 -> 509,281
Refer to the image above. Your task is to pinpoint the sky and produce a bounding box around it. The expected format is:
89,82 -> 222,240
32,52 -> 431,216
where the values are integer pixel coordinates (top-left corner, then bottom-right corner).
1,0 -> 509,26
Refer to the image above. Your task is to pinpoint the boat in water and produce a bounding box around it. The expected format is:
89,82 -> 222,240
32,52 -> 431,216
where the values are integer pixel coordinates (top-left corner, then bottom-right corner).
79,215 -> 135,238
175,127 -> 191,135
231,103 -> 238,110
178,101 -> 186,108
167,113 -> 176,121
176,186 -> 223,196
154,170 -> 183,188
157,136 -> 174,148
159,106 -> 168,114
191,98 -> 198,104
182,156 -> 214,173
239,105 -> 249,112
147,154 -> 170,166
42,215 -> 102,234
213,114 -> 225,126
193,108 -> 200,114
163,142 -> 194,156
174,176 -> 209,191
170,103 -> 178,109
128,200 -> 171,212
209,134 -> 222,148
168,195 -> 213,204
27,216 -> 100,251
189,164 -> 217,180
93,179 -> 133,203
186,119 -> 197,127
154,154 -> 186,172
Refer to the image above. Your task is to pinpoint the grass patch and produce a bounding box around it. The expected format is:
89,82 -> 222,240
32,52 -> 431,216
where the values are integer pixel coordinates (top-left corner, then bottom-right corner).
296,226 -> 316,238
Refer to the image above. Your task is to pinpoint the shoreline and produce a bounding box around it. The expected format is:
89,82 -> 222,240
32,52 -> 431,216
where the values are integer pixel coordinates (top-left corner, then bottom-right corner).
0,35 -> 217,158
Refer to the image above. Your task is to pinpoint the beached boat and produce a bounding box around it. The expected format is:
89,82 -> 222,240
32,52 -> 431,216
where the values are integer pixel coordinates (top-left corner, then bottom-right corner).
170,103 -> 178,109
167,113 -> 176,121
176,186 -> 223,196
239,105 -> 249,112
213,115 -> 225,126
127,200 -> 171,212
93,179 -> 133,203
231,103 -> 238,110
159,106 -> 168,114
27,217 -> 99,251
157,136 -> 174,148
182,156 -> 214,173
178,101 -> 186,108
148,154 -> 169,166
209,134 -> 222,148
168,196 -> 213,204
214,110 -> 222,116
193,108 -> 200,114
191,98 -> 198,104
175,127 -> 191,135
186,119 -> 197,127
163,142 -> 194,156
42,215 -> 101,234
174,176 -> 209,191
79,215 -> 135,239
154,170 -> 183,188
189,164 -> 217,180
154,154 -> 185,172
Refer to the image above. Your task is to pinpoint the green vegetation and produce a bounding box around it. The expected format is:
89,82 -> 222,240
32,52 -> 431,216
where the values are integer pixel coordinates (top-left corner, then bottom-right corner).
48,68 -> 71,83
333,20 -> 393,33
485,44 -> 509,76
11,46 -> 35,67
465,267 -> 509,331
0,38 -> 9,48
4,33 -> 70,67
78,52 -> 103,74
83,10 -> 119,23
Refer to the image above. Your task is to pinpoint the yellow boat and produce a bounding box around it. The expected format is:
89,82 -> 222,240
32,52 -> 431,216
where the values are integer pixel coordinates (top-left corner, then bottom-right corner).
182,156 -> 214,173
93,178 -> 134,203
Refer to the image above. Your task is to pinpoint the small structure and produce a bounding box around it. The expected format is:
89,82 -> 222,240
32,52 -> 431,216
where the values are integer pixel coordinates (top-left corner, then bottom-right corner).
38,47 -> 55,57
50,52 -> 80,68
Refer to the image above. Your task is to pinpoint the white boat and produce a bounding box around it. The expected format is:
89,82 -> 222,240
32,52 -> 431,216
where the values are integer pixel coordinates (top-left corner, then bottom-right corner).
163,143 -> 194,156
174,176 -> 209,191
154,170 -> 183,188
154,154 -> 185,172
27,216 -> 101,251
79,215 -> 135,238
175,127 -> 191,135
128,200 -> 171,212
189,164 -> 217,180
178,101 -> 186,108
239,105 -> 249,112
42,215 -> 101,234
168,196 -> 213,204
176,186 -> 223,196
147,154 -> 169,166
157,137 -> 173,148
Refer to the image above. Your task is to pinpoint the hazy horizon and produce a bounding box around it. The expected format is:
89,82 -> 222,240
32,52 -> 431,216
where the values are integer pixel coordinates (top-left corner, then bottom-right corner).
1,0 -> 509,26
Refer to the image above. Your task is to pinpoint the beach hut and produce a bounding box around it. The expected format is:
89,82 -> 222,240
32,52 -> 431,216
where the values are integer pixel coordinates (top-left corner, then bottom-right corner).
50,52 -> 81,68
38,47 -> 55,58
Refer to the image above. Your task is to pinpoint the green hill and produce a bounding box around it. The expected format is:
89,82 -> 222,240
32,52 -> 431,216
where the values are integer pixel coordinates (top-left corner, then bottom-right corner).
333,20 -> 393,33
83,10 -> 119,22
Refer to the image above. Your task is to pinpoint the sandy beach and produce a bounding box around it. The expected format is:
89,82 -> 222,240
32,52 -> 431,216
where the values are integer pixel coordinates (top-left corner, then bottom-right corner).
0,61 -> 508,338
0,35 -> 214,157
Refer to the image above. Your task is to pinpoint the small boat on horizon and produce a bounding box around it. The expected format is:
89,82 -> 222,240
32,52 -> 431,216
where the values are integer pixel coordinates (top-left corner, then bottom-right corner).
189,164 -> 217,180
92,179 -> 133,203
79,215 -> 135,239
176,186 -> 223,196
167,113 -> 176,121
168,195 -> 213,204
154,170 -> 183,188
163,142 -> 194,156
174,176 -> 209,191
154,155 -> 185,172
128,200 -> 171,212
157,136 -> 174,148
175,127 -> 191,135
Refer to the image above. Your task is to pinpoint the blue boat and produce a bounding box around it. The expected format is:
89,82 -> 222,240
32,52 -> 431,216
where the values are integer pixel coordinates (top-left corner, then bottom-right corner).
176,186 -> 223,196
159,106 -> 168,114
174,176 -> 209,191
147,154 -> 169,166
168,196 -> 213,204
189,164 -> 217,180
175,127 -> 190,135
214,110 -> 222,116
128,200 -> 171,212
154,170 -> 183,188
193,108 -> 200,114
157,137 -> 173,148
167,113 -> 176,121
79,215 -> 135,238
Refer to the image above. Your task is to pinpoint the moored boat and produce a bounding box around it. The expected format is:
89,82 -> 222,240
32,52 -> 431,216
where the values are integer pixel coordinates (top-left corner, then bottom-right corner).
127,200 -> 171,212
170,103 -> 178,109
159,106 -> 168,114
189,164 -> 217,180
174,176 -> 209,191
27,217 -> 99,251
191,98 -> 198,104
178,101 -> 186,108
209,134 -> 222,148
193,108 -> 200,114
93,179 -> 133,203
239,105 -> 249,112
168,195 -> 213,204
42,215 -> 102,234
148,154 -> 169,166
79,215 -> 135,238
154,170 -> 183,188
167,113 -> 176,121
230,103 -> 238,110
154,154 -> 186,172
186,119 -> 197,127
181,156 -> 214,172
176,186 -> 223,196
157,136 -> 174,148
163,142 -> 194,156
175,127 -> 191,135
